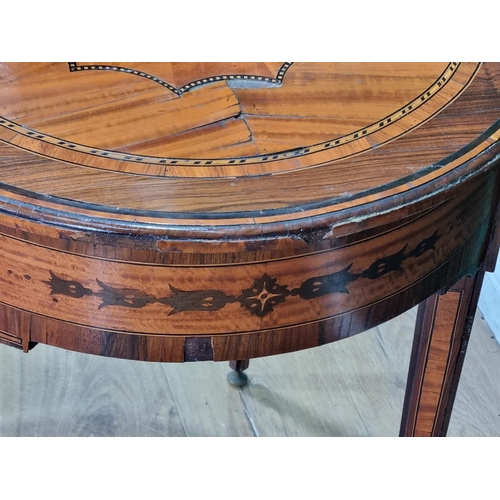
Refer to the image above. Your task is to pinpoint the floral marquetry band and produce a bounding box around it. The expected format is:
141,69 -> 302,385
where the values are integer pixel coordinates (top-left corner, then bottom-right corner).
44,231 -> 440,318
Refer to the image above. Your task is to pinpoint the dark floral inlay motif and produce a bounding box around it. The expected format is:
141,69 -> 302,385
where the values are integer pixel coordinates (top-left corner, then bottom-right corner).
408,231 -> 441,258
44,231 -> 440,318
44,270 -> 93,298
361,245 -> 408,280
292,264 -> 361,299
159,286 -> 235,316
236,274 -> 290,318
95,279 -> 157,309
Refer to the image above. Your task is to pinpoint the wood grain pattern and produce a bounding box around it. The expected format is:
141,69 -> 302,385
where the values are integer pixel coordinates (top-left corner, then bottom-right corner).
400,276 -> 479,436
1,62 -> 500,436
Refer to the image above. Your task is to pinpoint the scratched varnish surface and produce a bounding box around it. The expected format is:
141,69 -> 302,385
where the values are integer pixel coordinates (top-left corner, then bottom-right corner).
1,308 -> 498,437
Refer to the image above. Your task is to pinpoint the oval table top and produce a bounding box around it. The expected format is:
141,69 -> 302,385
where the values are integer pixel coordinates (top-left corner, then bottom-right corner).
0,62 -> 498,236
0,62 -> 500,363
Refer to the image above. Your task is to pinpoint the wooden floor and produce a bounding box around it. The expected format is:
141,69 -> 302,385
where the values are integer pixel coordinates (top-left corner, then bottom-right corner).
1,307 -> 499,437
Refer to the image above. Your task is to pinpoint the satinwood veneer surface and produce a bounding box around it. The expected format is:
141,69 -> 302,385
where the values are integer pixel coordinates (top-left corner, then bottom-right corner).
0,62 -> 499,366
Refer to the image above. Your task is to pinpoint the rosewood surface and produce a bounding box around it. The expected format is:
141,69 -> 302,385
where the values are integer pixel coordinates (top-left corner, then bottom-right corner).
0,62 -> 499,436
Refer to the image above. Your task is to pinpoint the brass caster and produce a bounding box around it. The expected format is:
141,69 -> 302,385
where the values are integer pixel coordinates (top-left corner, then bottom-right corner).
227,369 -> 248,387
227,359 -> 250,387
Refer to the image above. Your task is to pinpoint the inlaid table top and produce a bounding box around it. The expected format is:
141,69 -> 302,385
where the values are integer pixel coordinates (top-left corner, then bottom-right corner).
0,63 -> 497,227
0,61 -> 498,325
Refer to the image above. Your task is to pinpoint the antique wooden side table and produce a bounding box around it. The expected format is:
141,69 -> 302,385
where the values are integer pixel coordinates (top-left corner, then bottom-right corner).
0,62 -> 499,436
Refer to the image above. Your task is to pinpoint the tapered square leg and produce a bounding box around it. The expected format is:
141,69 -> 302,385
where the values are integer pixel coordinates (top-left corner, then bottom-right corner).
400,274 -> 483,436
